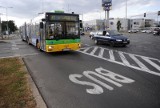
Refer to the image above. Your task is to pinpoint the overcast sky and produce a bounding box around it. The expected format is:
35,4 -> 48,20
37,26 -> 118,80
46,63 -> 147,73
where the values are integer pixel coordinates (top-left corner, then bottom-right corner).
0,0 -> 160,27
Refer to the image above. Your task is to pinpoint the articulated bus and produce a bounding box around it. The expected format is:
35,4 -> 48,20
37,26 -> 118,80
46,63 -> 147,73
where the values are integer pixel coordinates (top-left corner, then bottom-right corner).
20,11 -> 81,52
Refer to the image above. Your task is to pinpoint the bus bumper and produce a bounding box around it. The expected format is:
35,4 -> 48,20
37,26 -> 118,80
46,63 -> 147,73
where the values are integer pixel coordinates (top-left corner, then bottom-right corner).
46,43 -> 81,52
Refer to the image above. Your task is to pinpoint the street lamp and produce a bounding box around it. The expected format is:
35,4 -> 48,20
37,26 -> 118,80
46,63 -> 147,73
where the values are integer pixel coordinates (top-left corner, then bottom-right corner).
0,13 -> 3,38
125,0 -> 128,31
0,6 -> 13,35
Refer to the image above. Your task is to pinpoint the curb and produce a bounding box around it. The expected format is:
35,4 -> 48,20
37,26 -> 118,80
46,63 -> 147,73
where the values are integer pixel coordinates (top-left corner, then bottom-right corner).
21,58 -> 47,108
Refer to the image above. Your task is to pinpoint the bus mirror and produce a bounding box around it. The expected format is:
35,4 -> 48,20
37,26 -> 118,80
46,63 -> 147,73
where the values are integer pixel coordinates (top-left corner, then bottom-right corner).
40,22 -> 43,29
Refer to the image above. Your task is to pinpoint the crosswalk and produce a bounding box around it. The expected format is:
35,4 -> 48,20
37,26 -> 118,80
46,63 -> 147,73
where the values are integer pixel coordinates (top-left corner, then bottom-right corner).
78,46 -> 160,77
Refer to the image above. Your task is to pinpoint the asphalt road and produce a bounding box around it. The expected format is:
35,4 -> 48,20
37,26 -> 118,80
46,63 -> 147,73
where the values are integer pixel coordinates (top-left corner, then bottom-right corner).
1,33 -> 160,108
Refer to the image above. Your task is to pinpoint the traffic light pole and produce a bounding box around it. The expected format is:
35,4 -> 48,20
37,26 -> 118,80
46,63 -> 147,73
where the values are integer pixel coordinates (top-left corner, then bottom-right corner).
107,10 -> 109,30
105,10 -> 106,30
0,17 -> 2,39
104,10 -> 110,31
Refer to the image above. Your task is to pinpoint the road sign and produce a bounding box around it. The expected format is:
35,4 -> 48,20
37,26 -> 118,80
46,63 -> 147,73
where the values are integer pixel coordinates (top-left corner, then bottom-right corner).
102,0 -> 112,5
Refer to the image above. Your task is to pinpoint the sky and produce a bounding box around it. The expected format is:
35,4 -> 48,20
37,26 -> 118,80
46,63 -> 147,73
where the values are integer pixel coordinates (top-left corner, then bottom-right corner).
0,0 -> 160,27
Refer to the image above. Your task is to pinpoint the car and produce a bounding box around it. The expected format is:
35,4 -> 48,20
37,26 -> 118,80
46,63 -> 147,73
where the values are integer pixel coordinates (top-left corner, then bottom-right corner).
128,29 -> 137,33
153,28 -> 160,35
92,30 -> 130,47
146,30 -> 152,33
89,31 -> 98,39
80,32 -> 85,35
141,30 -> 147,33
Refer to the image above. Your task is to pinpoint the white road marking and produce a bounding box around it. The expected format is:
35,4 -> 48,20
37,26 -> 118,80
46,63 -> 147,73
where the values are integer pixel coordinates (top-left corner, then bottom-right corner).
98,48 -> 104,58
21,53 -> 40,57
90,47 -> 98,55
119,52 -> 130,66
0,55 -> 20,59
83,71 -> 122,88
12,44 -> 17,47
84,44 -> 90,47
129,54 -> 150,71
12,47 -> 19,50
2,48 -> 11,50
69,67 -> 135,94
95,67 -> 135,83
109,50 -> 115,61
142,57 -> 160,71
69,74 -> 104,94
77,49 -> 124,65
98,46 -> 160,62
83,47 -> 91,53
78,46 -> 160,77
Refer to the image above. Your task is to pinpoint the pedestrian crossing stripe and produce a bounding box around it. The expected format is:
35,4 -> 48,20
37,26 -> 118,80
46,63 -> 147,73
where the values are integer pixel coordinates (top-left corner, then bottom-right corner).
77,46 -> 160,77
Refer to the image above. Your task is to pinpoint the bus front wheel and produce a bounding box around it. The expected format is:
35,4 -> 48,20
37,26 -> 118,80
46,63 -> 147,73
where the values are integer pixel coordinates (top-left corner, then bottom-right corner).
27,37 -> 30,45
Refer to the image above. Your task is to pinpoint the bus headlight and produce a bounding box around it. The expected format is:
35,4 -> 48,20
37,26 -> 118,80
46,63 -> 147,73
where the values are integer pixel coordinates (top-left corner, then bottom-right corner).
78,44 -> 81,48
48,46 -> 53,49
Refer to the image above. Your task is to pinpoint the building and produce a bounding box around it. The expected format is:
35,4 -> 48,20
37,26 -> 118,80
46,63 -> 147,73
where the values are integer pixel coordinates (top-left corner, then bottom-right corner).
83,18 -> 129,31
109,18 -> 129,31
129,18 -> 155,30
83,18 -> 155,31
84,19 -> 105,31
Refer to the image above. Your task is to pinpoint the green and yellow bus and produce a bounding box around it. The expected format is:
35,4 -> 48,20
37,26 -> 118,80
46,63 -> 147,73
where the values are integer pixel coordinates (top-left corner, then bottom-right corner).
20,11 -> 81,52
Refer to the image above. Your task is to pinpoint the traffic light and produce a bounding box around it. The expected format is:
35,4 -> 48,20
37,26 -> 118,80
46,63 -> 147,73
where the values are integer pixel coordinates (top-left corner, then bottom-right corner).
79,20 -> 83,28
144,13 -> 146,17
158,11 -> 160,16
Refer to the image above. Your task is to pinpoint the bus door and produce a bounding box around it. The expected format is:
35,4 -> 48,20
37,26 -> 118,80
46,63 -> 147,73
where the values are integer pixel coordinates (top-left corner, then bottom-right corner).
40,22 -> 45,51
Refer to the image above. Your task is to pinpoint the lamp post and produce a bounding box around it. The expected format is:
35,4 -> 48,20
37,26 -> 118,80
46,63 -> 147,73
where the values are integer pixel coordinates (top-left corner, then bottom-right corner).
0,13 -> 2,38
0,13 -> 5,39
0,6 -> 13,35
125,0 -> 128,31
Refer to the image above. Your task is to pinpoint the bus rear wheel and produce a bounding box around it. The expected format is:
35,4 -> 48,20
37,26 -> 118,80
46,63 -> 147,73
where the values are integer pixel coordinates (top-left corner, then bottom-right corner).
36,42 -> 40,50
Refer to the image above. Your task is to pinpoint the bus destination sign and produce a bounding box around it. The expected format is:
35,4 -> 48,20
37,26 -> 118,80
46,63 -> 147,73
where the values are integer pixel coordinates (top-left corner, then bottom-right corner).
48,15 -> 78,21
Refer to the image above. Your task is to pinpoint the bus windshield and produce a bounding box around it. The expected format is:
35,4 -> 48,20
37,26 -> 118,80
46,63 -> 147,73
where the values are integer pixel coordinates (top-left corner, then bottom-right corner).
47,22 -> 79,40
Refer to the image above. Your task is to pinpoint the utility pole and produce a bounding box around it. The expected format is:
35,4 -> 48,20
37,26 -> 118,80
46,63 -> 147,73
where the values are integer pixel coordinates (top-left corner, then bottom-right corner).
105,10 -> 106,30
107,10 -> 109,30
0,16 -> 1,39
125,0 -> 128,31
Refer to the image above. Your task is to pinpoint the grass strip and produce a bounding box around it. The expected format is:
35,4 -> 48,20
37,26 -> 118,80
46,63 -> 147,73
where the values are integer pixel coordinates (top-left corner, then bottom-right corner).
0,57 -> 36,108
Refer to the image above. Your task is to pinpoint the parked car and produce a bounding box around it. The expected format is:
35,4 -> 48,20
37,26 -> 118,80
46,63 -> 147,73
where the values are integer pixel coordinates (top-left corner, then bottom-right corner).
80,31 -> 85,35
153,28 -> 160,35
141,30 -> 147,33
93,30 -> 130,47
146,30 -> 152,33
128,29 -> 137,33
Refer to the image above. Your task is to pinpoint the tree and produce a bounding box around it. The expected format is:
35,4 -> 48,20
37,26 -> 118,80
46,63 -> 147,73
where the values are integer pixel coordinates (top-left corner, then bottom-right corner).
117,20 -> 121,32
1,20 -> 17,34
8,20 -> 18,33
1,21 -> 7,32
